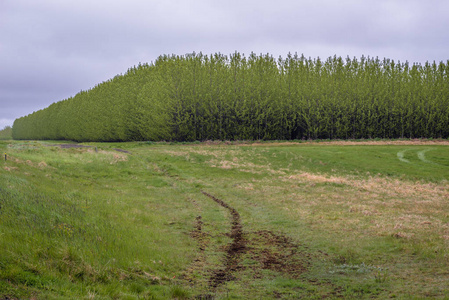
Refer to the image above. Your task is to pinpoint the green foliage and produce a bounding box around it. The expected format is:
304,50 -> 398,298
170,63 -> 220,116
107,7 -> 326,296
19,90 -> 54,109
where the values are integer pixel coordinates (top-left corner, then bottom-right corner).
0,126 -> 12,140
12,53 -> 449,142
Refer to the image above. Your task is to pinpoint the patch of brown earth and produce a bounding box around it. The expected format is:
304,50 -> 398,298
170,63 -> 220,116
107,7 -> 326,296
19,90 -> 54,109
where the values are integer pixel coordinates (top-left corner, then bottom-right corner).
182,196 -> 212,286
191,216 -> 208,250
3,166 -> 18,172
37,161 -> 48,168
246,230 -> 309,279
201,191 -> 246,289
192,192 -> 311,293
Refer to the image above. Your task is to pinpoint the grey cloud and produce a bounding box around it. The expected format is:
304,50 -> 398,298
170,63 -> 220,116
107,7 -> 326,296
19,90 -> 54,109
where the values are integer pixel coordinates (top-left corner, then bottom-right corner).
1,0 -> 448,127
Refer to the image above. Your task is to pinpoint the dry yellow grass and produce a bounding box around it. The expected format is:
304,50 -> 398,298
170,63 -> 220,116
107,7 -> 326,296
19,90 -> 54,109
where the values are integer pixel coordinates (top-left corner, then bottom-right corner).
281,172 -> 449,248
244,139 -> 449,147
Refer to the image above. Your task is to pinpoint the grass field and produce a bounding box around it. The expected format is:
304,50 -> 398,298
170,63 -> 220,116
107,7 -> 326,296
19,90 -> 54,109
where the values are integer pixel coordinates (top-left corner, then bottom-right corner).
1,139 -> 449,299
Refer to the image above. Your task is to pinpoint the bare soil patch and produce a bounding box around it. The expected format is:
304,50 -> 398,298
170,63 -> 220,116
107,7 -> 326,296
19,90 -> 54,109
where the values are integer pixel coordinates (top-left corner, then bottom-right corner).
190,192 -> 311,293
201,191 -> 246,289
246,230 -> 309,279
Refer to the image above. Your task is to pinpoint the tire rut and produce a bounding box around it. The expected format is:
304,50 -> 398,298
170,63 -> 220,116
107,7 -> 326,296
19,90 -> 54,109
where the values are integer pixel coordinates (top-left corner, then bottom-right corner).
201,191 -> 247,290
185,191 -> 312,297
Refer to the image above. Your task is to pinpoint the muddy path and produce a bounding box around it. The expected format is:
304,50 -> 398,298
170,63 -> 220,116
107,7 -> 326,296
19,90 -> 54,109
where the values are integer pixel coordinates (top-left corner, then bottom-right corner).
189,191 -> 310,295
201,191 -> 246,289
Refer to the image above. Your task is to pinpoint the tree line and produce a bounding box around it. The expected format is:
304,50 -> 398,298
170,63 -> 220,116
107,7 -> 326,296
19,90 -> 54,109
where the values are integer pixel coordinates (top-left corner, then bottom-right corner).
0,126 -> 12,140
12,52 -> 449,142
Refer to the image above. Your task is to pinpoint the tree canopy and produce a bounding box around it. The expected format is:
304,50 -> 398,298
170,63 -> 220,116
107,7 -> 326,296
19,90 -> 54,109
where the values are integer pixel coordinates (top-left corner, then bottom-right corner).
12,52 -> 449,142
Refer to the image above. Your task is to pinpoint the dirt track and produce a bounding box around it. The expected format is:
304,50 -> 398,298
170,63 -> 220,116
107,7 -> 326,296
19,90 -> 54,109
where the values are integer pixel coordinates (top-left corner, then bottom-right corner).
193,192 -> 310,293
201,191 -> 246,289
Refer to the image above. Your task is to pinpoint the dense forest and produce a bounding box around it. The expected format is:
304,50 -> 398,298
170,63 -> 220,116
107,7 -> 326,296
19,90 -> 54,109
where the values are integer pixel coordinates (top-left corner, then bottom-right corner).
0,126 -> 12,140
12,52 -> 449,142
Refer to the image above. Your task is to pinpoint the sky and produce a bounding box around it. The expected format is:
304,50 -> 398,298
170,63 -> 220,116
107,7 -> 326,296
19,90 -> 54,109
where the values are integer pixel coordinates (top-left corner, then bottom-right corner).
1,0 -> 448,129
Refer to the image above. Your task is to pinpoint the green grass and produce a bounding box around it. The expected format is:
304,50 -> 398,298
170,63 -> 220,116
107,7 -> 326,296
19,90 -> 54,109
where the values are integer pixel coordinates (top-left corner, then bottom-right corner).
1,140 -> 449,299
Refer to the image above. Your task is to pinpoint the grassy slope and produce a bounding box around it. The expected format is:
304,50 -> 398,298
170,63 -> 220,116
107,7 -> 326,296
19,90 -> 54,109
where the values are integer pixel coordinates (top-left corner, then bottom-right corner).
0,140 -> 448,299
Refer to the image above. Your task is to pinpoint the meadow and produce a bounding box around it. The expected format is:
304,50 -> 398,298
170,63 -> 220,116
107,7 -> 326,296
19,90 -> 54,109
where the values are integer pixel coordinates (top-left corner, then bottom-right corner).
1,139 -> 449,299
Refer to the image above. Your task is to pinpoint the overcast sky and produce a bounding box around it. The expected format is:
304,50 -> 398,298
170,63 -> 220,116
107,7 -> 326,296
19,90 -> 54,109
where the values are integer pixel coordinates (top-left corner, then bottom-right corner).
1,0 -> 448,129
